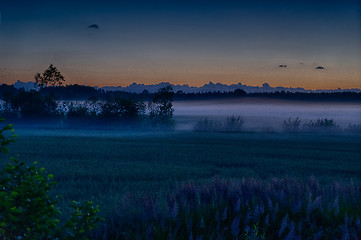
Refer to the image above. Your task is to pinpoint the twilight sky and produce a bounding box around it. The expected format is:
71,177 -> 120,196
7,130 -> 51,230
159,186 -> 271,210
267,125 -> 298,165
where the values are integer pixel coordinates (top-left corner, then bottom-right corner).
0,0 -> 360,89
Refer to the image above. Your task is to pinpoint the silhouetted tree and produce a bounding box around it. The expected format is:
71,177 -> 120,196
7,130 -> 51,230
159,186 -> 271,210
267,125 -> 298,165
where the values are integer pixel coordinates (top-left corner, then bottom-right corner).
34,64 -> 65,89
234,89 -> 246,96
6,90 -> 57,118
148,86 -> 174,123
100,96 -> 145,121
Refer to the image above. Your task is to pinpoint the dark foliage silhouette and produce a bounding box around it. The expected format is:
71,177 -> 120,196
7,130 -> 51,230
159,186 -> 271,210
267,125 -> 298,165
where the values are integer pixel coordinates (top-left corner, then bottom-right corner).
3,90 -> 57,119
148,86 -> 174,124
34,64 -> 65,89
282,117 -> 301,133
0,119 -> 103,239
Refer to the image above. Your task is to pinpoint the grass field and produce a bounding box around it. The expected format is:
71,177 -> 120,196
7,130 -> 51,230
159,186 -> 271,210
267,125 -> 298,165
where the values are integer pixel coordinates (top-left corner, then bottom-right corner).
2,129 -> 361,238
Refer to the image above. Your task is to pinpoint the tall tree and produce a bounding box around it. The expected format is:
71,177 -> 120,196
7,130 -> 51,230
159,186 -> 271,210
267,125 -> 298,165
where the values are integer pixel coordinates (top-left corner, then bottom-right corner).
34,64 -> 65,89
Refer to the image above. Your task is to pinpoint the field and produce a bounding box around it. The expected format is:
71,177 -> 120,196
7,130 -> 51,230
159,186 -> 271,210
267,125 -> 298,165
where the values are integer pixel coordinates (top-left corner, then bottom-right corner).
8,130 -> 361,192
5,129 -> 361,237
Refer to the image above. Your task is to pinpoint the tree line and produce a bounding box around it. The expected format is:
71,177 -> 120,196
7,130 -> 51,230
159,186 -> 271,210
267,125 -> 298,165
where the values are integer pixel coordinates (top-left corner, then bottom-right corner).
0,65 -> 175,127
1,83 -> 360,102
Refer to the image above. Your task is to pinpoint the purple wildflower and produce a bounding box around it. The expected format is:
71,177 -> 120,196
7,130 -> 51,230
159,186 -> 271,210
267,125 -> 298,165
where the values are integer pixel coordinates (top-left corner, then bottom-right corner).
278,213 -> 289,237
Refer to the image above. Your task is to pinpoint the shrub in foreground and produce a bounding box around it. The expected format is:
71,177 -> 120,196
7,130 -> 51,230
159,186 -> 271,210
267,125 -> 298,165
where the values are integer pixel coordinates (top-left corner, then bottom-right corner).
0,119 -> 103,239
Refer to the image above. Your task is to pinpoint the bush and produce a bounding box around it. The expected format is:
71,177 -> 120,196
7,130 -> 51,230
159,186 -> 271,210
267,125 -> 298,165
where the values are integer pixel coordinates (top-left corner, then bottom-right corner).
0,158 -> 61,239
194,118 -> 222,132
224,116 -> 244,132
148,86 -> 174,124
282,117 -> 301,133
64,100 -> 99,122
0,119 -> 103,239
2,90 -> 58,119
100,97 -> 145,121
194,116 -> 244,132
303,118 -> 339,132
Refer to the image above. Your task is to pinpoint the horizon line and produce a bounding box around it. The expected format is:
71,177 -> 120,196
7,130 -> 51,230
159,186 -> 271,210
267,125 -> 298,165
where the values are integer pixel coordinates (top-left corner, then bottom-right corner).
11,80 -> 361,92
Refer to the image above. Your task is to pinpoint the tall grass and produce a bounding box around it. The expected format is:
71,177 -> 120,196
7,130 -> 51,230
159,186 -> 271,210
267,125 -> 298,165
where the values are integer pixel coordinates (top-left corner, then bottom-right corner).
194,116 -> 244,132
95,177 -> 361,239
303,119 -> 339,132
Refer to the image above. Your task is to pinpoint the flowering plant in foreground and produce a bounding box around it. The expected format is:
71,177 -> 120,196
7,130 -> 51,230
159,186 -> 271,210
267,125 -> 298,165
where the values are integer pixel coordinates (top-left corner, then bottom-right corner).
105,177 -> 360,240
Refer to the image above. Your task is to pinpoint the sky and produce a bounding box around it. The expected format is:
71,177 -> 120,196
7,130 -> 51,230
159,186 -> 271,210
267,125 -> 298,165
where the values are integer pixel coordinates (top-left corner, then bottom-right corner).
0,0 -> 360,89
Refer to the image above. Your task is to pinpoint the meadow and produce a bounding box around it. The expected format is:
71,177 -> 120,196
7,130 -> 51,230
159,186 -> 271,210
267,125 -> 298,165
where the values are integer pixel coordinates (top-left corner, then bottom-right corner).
4,129 -> 361,239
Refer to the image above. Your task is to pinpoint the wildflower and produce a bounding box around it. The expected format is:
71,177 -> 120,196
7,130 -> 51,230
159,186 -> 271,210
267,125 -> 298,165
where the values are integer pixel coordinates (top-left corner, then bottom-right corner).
222,207 -> 227,221
313,229 -> 323,240
284,221 -> 295,240
278,213 -> 289,237
264,214 -> 269,226
231,217 -> 240,237
189,231 -> 194,240
200,217 -> 205,229
234,198 -> 241,212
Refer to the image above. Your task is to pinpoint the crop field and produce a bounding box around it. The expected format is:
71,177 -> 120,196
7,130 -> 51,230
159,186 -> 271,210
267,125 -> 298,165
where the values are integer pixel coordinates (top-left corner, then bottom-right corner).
8,130 -> 361,188
4,129 -> 361,237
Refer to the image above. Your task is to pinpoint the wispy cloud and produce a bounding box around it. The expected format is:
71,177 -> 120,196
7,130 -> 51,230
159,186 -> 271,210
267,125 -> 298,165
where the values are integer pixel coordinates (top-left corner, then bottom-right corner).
88,24 -> 100,30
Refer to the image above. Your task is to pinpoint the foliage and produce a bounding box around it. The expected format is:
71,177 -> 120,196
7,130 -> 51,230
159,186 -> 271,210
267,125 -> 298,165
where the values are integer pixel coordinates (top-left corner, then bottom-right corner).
103,177 -> 361,239
303,118 -> 339,132
100,97 -> 145,121
34,64 -> 65,88
67,102 -> 94,119
0,119 -> 17,154
65,201 -> 103,240
3,90 -> 58,119
0,119 -> 103,239
194,118 -> 222,132
282,117 -> 301,133
194,116 -> 244,132
225,116 -> 244,131
2,82 -> 361,102
63,99 -> 100,122
148,86 -> 174,123
6,130 -> 361,239
0,158 -> 61,239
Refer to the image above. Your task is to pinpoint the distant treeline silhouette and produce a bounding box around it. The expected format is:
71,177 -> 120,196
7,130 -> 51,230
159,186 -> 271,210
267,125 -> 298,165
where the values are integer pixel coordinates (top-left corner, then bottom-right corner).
0,85 -> 175,128
1,84 -> 360,102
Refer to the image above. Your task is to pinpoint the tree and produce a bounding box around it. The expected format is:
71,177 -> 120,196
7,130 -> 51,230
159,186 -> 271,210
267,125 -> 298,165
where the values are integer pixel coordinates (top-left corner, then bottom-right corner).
99,96 -> 145,122
34,64 -> 65,89
6,90 -> 58,119
148,86 -> 174,123
234,89 -> 246,96
0,118 -> 103,239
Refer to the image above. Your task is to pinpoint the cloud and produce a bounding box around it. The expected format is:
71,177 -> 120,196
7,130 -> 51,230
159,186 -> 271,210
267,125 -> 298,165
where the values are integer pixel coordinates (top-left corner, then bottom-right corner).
88,24 -> 99,30
315,66 -> 325,70
278,65 -> 287,68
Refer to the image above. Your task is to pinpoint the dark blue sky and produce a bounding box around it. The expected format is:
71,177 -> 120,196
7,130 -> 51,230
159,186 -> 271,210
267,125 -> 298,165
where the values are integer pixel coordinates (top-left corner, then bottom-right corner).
0,0 -> 360,89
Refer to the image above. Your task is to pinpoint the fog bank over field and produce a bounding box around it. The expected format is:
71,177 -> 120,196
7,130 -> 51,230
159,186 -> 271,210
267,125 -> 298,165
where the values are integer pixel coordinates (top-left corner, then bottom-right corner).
173,99 -> 361,130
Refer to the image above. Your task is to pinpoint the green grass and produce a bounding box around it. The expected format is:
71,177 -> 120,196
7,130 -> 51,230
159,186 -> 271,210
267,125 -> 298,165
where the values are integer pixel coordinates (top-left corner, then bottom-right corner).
3,130 -> 361,220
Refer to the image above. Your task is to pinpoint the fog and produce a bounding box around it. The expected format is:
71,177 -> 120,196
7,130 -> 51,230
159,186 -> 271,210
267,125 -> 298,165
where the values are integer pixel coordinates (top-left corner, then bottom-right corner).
173,99 -> 361,131
2,98 -> 360,133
